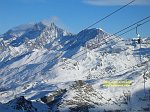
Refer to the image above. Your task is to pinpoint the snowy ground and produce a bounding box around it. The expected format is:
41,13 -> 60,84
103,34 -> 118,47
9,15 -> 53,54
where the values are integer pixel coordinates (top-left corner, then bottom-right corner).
0,23 -> 150,111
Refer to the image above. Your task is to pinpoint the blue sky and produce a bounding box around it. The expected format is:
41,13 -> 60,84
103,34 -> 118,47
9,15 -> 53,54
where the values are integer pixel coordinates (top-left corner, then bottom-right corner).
0,0 -> 150,38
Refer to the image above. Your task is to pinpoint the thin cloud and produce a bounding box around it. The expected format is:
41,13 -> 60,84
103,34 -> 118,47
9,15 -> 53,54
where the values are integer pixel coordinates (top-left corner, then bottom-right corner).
42,16 -> 72,32
83,0 -> 150,6
42,16 -> 59,26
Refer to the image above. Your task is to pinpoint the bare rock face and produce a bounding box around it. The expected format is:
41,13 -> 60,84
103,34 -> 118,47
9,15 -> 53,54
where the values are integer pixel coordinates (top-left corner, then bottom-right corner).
7,96 -> 37,112
41,89 -> 67,104
41,95 -> 54,104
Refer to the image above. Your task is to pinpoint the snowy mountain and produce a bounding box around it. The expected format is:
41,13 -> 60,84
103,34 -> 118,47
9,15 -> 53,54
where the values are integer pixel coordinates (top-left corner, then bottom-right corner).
0,22 -> 150,112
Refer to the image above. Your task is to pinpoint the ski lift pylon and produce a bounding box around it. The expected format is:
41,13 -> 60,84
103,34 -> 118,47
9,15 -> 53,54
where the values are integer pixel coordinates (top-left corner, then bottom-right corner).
136,24 -> 141,44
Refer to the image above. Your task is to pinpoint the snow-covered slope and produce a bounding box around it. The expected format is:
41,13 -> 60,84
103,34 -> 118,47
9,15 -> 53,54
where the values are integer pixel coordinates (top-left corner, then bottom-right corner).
0,22 -> 150,112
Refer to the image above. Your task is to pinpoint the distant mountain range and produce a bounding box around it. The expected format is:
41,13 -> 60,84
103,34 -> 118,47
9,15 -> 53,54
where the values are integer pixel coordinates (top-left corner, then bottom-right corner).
0,22 -> 150,112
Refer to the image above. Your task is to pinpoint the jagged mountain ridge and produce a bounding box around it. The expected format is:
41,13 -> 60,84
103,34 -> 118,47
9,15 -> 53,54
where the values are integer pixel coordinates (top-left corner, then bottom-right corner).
0,22 -> 150,112
1,22 -> 71,48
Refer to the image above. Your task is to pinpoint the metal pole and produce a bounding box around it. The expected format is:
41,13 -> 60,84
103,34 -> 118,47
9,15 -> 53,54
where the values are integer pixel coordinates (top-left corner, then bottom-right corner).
136,25 -> 142,64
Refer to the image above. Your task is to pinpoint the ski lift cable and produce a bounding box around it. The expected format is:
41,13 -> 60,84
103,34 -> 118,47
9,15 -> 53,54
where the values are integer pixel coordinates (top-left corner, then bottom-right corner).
116,19 -> 150,38
92,19 -> 150,52
71,16 -> 149,53
78,16 -> 150,51
84,0 -> 136,30
96,16 -> 150,47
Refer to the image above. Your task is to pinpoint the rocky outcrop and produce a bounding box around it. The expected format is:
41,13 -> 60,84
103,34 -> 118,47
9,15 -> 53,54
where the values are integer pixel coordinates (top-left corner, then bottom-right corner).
41,89 -> 67,111
7,96 -> 37,112
41,89 -> 67,104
